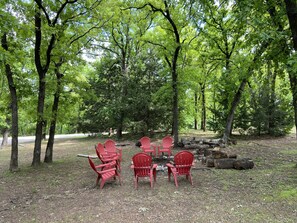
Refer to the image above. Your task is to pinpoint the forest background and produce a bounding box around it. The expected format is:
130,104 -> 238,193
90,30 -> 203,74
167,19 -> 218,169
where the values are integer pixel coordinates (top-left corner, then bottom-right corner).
1,0 -> 297,171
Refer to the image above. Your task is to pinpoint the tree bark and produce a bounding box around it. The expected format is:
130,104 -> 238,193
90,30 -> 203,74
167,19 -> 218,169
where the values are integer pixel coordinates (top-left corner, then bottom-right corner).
194,92 -> 198,129
268,61 -> 277,134
32,0 -> 57,166
172,46 -> 181,147
200,82 -> 206,131
1,128 -> 9,147
44,64 -> 63,163
164,1 -> 181,147
1,33 -> 19,171
284,0 -> 297,138
32,1 -> 45,166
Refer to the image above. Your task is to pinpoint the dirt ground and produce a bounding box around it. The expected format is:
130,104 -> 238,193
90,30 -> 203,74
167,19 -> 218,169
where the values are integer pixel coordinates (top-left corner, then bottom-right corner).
0,132 -> 297,223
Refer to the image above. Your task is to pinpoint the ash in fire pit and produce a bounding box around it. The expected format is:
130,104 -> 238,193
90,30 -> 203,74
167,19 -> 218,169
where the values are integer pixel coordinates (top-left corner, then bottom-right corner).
156,164 -> 168,172
153,156 -> 173,172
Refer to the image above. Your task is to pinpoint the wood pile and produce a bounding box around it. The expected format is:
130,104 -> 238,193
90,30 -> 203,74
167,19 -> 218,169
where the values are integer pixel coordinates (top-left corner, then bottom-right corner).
179,137 -> 254,170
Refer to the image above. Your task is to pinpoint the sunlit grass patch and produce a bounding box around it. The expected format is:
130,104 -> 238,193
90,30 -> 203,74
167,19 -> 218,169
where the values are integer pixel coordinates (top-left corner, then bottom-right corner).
279,149 -> 297,155
265,185 -> 297,203
279,187 -> 297,200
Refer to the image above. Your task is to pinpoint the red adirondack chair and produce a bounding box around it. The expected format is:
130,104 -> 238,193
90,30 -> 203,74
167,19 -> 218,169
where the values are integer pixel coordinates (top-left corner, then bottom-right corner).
88,156 -> 121,189
104,139 -> 122,161
139,136 -> 157,157
95,143 -> 121,171
158,136 -> 173,157
131,153 -> 157,189
166,150 -> 194,188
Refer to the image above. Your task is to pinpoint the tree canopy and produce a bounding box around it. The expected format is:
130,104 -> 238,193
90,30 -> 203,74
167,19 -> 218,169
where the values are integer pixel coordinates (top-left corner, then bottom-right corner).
0,0 -> 296,170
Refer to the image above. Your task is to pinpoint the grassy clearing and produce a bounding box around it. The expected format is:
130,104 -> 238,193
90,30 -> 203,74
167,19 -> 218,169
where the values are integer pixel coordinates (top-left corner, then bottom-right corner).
0,134 -> 297,222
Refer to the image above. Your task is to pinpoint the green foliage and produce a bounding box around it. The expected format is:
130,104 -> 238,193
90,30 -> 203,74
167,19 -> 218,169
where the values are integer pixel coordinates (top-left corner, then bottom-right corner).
0,0 -> 296,141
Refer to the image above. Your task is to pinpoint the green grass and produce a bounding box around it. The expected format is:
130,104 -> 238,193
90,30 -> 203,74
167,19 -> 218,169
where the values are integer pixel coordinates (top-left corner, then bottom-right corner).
279,149 -> 297,155
265,186 -> 297,203
279,187 -> 297,200
1,134 -> 297,223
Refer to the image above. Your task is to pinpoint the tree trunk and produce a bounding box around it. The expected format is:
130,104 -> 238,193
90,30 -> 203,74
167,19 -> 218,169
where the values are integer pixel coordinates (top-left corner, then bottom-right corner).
142,2 -> 182,146
1,128 -> 9,147
284,0 -> 297,138
32,80 -> 46,166
32,1 -> 56,166
172,46 -> 181,147
288,71 -> 297,138
194,92 -> 198,130
268,61 -> 277,134
222,79 -> 248,143
200,82 -> 206,131
116,112 -> 124,139
1,33 -> 19,171
44,67 -> 63,163
42,120 -> 47,140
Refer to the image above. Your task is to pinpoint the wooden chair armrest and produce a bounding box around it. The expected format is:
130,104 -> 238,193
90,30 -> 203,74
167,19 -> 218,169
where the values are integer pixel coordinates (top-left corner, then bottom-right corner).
99,168 -> 116,174
150,144 -> 157,149
166,163 -> 174,168
96,161 -> 116,168
101,155 -> 115,160
152,164 -> 158,169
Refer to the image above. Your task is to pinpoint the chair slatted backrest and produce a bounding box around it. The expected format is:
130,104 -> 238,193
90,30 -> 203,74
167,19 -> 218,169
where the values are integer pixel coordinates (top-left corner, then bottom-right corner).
174,151 -> 194,175
96,143 -> 106,154
95,143 -> 105,159
162,136 -> 173,149
140,137 -> 151,149
105,139 -> 117,153
132,153 -> 152,177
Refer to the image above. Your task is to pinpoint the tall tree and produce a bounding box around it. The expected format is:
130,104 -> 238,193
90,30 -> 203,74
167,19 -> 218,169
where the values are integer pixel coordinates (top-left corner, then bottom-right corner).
284,0 -> 297,138
1,33 -> 19,171
43,0 -> 104,163
0,1 -> 24,171
221,0 -> 283,142
133,0 -> 191,146
32,0 -> 81,166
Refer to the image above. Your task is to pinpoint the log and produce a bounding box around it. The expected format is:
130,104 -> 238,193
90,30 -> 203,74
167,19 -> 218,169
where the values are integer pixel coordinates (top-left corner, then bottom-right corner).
211,150 -> 228,159
204,149 -> 212,157
77,154 -> 97,159
116,143 -> 131,146
228,154 -> 237,159
184,144 -> 210,150
233,158 -> 254,170
214,158 -> 235,169
203,138 -> 224,146
206,158 -> 215,167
